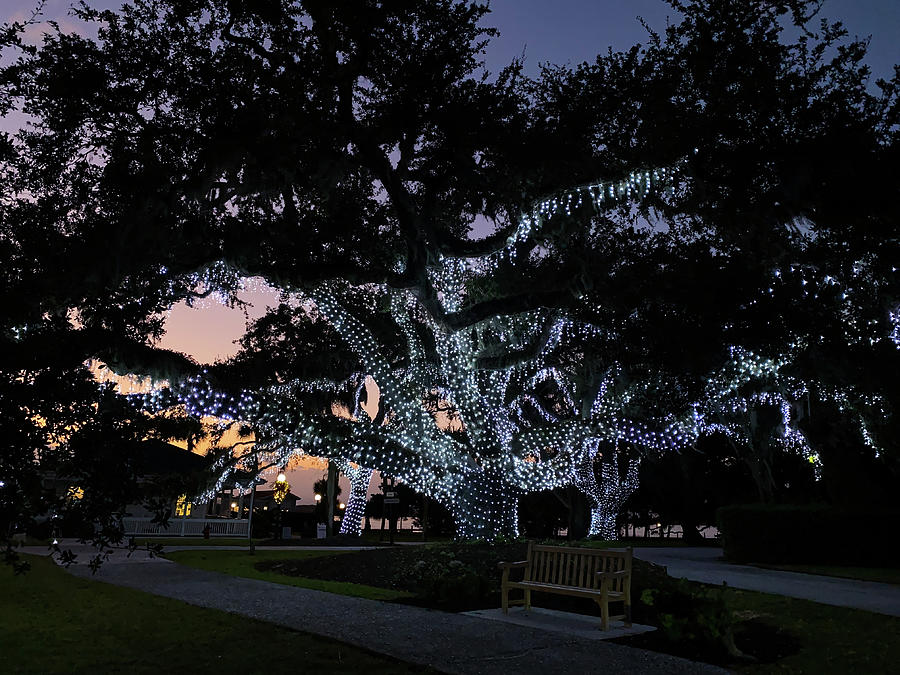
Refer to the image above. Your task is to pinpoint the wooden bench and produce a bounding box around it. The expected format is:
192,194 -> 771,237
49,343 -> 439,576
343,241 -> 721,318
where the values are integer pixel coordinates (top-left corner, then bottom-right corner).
498,543 -> 632,630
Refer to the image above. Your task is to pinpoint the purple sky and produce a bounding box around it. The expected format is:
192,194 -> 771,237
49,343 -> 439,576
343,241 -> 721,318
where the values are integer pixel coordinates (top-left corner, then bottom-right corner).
486,0 -> 899,79
4,0 -> 898,504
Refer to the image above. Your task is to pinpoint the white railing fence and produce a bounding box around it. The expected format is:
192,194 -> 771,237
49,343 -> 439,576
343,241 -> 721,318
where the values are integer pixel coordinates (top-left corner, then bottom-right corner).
123,517 -> 250,537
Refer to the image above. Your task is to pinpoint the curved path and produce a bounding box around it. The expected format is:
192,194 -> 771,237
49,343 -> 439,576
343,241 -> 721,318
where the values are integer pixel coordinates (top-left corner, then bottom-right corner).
30,545 -> 725,675
634,547 -> 900,617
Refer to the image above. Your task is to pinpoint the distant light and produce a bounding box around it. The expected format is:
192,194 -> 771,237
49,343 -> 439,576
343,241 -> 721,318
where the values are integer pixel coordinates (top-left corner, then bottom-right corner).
339,502 -> 346,510
314,493 -> 322,503
276,472 -> 287,483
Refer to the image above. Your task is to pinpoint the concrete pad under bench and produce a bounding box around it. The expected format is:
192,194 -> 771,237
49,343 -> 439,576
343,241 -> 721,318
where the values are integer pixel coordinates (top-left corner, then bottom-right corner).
464,606 -> 656,640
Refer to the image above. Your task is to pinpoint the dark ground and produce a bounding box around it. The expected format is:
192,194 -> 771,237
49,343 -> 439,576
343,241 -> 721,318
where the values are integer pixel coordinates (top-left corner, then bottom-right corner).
254,541 -> 799,668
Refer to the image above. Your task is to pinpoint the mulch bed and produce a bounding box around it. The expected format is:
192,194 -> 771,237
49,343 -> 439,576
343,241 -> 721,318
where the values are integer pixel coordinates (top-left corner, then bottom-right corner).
257,534 -> 395,547
254,541 -> 528,594
254,541 -> 672,614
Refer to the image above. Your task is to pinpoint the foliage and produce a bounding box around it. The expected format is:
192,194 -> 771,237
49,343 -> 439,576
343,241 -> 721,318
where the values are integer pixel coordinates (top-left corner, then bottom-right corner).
625,434 -> 822,540
272,477 -> 290,504
415,554 -> 487,604
0,362 -> 207,569
401,549 -> 490,609
639,580 -> 742,660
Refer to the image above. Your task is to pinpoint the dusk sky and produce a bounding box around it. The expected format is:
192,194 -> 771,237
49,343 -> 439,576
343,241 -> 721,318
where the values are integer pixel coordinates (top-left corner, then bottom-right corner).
3,0 -> 898,502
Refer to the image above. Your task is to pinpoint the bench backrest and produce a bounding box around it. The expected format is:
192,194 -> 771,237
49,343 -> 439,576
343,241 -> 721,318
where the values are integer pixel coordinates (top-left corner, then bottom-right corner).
525,543 -> 632,593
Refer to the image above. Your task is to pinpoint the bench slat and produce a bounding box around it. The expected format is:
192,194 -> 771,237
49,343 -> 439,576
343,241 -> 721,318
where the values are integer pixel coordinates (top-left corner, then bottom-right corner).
532,544 -> 630,556
507,580 -> 625,600
528,549 -> 635,588
535,549 -> 544,582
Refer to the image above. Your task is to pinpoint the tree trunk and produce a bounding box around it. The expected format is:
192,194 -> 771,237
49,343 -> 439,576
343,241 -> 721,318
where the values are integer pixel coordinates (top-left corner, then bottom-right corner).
575,445 -> 640,541
339,467 -> 373,536
567,486 -> 590,540
589,505 -> 617,540
682,523 -> 704,545
449,470 -> 519,540
743,453 -> 775,503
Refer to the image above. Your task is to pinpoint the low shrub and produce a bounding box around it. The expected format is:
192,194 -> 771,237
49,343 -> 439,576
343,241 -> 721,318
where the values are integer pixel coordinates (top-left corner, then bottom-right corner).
717,504 -> 900,565
400,549 -> 491,609
638,580 -> 743,660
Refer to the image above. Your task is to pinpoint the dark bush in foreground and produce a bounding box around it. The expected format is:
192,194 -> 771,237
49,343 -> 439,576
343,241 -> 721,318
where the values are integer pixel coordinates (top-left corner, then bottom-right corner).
638,580 -> 743,660
717,505 -> 900,565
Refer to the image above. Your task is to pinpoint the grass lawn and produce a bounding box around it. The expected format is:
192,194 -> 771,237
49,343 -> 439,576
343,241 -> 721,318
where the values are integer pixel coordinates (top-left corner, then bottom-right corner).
166,549 -> 413,601
613,581 -> 900,673
1,555 -> 425,674
728,586 -> 900,673
750,563 -> 900,586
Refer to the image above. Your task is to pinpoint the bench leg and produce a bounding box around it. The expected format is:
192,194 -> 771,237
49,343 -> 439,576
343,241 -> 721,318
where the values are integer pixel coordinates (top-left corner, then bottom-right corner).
624,600 -> 632,627
501,585 -> 508,614
600,600 -> 610,631
524,589 -> 531,612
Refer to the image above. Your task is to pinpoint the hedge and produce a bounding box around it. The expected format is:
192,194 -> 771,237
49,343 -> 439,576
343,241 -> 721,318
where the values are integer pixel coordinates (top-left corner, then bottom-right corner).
716,504 -> 900,566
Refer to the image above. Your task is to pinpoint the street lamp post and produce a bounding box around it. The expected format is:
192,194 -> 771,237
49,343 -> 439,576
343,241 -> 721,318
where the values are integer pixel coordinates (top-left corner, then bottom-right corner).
274,472 -> 289,540
247,479 -> 257,554
326,461 -> 337,537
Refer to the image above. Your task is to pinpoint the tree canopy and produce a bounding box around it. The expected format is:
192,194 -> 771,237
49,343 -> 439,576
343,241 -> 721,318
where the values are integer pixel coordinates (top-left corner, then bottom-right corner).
2,0 -> 898,547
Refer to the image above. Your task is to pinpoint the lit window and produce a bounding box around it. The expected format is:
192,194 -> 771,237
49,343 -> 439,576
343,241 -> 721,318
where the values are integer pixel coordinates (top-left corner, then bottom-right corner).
66,486 -> 84,501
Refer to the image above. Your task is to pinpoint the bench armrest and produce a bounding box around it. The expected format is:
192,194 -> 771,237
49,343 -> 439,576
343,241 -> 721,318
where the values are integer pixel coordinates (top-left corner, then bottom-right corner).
595,570 -> 629,579
497,560 -> 528,569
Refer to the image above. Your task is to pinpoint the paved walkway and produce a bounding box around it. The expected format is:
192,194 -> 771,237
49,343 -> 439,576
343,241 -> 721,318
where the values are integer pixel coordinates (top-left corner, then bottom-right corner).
165,545 -> 380,552
634,547 -> 900,617
27,545 -> 725,675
